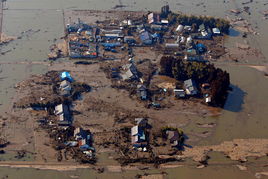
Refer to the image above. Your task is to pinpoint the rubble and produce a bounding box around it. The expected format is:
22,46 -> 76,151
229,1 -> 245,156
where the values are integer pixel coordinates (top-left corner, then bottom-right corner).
0,138 -> 9,148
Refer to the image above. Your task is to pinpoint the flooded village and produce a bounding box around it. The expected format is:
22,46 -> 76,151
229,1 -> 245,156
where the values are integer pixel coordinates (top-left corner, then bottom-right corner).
1,0 -> 268,179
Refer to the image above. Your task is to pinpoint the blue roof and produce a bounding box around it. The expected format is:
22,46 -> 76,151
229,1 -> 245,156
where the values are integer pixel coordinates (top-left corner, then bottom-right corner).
196,43 -> 207,53
196,43 -> 206,48
80,144 -> 90,150
139,131 -> 146,140
60,72 -> 73,82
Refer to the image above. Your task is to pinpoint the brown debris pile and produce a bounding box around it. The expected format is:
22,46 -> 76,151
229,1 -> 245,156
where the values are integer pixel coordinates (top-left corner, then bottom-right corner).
84,97 -> 146,124
14,71 -> 63,108
48,40 -> 68,60
14,71 -> 91,108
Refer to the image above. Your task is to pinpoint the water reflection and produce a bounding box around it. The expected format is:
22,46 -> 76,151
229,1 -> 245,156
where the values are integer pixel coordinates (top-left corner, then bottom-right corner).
224,84 -> 246,112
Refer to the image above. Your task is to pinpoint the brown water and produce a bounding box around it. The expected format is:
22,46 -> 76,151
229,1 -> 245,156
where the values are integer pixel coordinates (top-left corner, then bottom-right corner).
1,0 -> 268,178
0,165 -> 257,179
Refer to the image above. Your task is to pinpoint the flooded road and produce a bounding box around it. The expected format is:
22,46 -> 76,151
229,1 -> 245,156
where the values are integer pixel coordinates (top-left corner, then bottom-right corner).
0,0 -> 268,178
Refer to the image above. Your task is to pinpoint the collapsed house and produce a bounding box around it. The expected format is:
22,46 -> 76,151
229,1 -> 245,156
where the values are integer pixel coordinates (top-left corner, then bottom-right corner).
60,80 -> 72,96
74,127 -> 94,152
165,130 -> 184,147
140,31 -> 153,45
148,12 -> 161,24
121,63 -> 139,81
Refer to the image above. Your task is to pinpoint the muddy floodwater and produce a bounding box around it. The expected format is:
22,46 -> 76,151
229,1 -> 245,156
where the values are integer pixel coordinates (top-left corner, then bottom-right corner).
0,0 -> 268,178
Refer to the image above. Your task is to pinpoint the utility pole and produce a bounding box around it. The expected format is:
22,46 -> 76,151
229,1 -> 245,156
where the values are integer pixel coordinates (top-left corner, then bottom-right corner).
0,0 -> 5,42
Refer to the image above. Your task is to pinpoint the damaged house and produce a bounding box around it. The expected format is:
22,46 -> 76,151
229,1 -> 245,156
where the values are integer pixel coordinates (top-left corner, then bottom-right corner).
121,63 -> 139,81
184,79 -> 198,96
60,80 -> 72,96
166,130 -> 184,147
54,104 -> 71,127
140,31 -> 153,45
131,118 -> 149,150
74,127 -> 94,152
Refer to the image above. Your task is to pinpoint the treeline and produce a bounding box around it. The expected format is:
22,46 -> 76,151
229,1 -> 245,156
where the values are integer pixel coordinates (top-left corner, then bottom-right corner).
167,13 -> 230,34
160,56 -> 230,107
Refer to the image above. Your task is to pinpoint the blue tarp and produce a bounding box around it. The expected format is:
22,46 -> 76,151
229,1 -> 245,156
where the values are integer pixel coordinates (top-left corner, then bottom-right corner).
80,144 -> 90,150
196,43 -> 207,53
60,72 -> 73,82
101,42 -> 121,48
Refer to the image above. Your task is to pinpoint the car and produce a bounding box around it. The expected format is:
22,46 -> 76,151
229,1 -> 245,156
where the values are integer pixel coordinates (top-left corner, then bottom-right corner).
111,49 -> 117,53
104,47 -> 111,51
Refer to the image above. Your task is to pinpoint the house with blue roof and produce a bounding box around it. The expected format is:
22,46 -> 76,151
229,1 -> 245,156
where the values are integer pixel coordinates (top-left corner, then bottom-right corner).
60,72 -> 73,82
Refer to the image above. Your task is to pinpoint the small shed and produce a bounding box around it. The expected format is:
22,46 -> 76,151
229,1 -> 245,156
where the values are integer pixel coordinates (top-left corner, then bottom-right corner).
174,89 -> 186,98
161,19 -> 169,25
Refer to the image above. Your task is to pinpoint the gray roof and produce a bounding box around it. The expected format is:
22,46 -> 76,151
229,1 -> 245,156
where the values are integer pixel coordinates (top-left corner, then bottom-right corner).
55,104 -> 70,116
184,79 -> 194,88
60,80 -> 72,90
137,84 -> 146,91
184,79 -> 198,95
122,69 -> 135,80
131,126 -> 139,136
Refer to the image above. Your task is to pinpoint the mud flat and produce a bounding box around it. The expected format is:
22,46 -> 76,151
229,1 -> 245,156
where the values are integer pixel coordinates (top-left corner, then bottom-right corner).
180,138 -> 268,163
